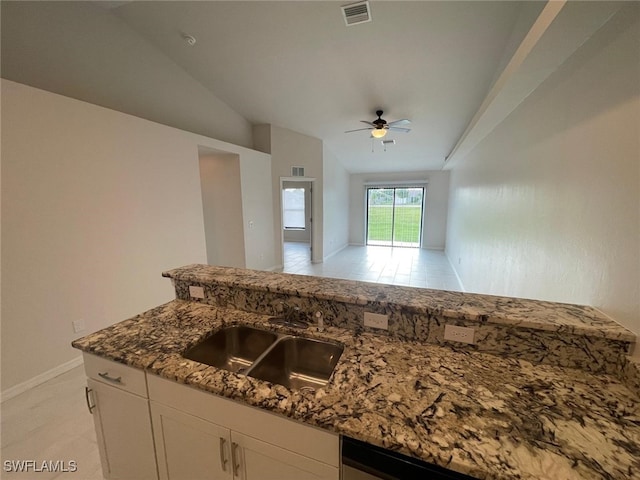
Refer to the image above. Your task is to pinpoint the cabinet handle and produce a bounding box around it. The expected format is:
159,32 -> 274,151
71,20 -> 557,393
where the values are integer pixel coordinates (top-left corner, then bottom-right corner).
84,387 -> 95,414
231,442 -> 240,476
98,372 -> 122,384
219,437 -> 228,472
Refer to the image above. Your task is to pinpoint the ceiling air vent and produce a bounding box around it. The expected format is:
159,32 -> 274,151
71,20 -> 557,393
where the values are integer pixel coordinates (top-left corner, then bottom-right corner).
341,1 -> 371,26
291,166 -> 305,177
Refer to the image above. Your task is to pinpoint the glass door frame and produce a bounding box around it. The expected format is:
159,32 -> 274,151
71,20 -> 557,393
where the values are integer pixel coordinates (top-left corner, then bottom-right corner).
365,185 -> 425,248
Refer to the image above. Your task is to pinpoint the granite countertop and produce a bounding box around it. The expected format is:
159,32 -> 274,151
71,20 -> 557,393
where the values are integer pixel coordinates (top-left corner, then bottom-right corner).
73,300 -> 640,480
163,265 -> 635,342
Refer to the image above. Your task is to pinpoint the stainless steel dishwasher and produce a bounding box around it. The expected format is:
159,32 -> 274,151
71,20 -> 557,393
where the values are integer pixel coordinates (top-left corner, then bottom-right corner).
342,436 -> 477,480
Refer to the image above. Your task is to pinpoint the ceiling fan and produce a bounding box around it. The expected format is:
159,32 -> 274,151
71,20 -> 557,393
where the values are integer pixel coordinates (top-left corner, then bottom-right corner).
345,110 -> 411,138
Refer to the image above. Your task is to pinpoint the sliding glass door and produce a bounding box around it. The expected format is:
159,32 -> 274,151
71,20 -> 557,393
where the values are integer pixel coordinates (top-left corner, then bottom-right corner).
366,187 -> 424,247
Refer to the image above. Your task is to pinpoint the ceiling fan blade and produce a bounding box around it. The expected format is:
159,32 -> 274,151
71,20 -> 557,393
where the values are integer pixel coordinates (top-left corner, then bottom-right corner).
345,127 -> 374,133
388,127 -> 411,133
387,119 -> 411,127
360,120 -> 377,127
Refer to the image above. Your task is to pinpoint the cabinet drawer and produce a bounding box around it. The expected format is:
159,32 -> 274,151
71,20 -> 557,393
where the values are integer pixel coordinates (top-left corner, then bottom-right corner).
83,353 -> 147,397
148,374 -> 339,467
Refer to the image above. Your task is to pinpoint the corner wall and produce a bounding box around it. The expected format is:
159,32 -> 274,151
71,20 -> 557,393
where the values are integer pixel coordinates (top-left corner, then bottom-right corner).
238,151 -> 278,271
256,125 -> 325,266
445,6 -> 640,344
322,146 -> 350,259
198,154 -> 246,267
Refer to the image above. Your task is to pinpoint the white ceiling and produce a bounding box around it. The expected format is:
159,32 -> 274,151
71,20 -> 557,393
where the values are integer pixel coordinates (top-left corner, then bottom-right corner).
111,1 -> 538,172
16,1 -> 616,174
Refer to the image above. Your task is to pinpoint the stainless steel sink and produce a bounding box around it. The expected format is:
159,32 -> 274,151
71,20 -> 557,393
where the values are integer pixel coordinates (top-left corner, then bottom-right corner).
183,325 -> 278,374
248,337 -> 344,390
182,325 -> 344,390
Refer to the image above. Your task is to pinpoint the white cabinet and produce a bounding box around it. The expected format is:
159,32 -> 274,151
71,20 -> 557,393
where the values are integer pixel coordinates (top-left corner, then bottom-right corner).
233,430 -> 337,480
151,402 -> 232,480
82,353 -> 339,480
148,375 -> 339,480
83,354 -> 157,480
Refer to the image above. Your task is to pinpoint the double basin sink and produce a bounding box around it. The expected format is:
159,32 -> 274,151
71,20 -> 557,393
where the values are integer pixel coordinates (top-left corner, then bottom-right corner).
183,325 -> 344,390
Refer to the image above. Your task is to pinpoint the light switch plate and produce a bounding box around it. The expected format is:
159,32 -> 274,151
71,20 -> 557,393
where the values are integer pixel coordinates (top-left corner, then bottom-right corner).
364,312 -> 388,330
189,286 -> 205,299
72,319 -> 85,334
444,324 -> 475,344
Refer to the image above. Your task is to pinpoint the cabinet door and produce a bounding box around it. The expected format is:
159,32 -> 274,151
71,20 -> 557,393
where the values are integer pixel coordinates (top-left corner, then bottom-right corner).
232,431 -> 339,480
87,378 -> 157,480
151,401 -> 233,480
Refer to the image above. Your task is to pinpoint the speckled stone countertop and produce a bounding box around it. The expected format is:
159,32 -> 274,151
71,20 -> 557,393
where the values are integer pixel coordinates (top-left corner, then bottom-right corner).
73,300 -> 640,480
163,265 -> 635,342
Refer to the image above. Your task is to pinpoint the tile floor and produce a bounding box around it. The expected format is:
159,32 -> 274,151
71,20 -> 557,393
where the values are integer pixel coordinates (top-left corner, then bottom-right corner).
282,243 -> 463,291
1,245 -> 461,479
1,366 -> 102,479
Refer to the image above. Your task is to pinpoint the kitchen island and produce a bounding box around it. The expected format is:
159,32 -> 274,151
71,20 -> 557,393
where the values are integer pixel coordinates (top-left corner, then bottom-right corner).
73,265 -> 639,480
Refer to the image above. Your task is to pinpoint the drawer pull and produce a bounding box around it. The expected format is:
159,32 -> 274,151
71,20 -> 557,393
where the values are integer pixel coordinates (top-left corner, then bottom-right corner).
98,372 -> 122,384
231,442 -> 240,476
85,387 -> 95,414
219,437 -> 228,472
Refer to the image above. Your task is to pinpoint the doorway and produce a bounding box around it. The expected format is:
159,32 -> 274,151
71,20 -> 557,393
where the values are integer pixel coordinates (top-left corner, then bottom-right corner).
366,187 -> 424,248
282,180 -> 313,266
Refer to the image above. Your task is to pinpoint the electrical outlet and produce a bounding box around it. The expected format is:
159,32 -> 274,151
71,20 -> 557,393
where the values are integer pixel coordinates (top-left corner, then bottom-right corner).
72,319 -> 85,334
364,312 -> 388,330
189,286 -> 205,299
444,324 -> 475,344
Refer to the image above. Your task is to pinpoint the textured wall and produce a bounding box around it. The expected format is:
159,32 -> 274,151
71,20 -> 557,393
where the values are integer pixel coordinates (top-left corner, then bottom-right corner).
446,7 -> 640,347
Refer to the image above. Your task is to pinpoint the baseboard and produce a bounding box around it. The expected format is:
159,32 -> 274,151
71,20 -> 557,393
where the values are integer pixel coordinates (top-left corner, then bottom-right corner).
323,243 -> 348,262
445,253 -> 466,292
1,355 -> 84,403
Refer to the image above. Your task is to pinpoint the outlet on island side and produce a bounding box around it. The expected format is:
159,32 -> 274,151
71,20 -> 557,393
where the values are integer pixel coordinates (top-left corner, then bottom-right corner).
444,324 -> 475,344
189,285 -> 205,299
72,319 -> 85,334
364,312 -> 388,330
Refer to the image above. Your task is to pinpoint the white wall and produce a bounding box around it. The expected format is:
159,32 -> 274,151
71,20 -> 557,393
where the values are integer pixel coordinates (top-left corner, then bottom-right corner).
322,146 -> 350,259
349,171 -> 450,250
238,152 -> 278,271
255,125 -> 325,265
198,154 -> 246,267
445,6 -> 640,342
1,80 -> 275,394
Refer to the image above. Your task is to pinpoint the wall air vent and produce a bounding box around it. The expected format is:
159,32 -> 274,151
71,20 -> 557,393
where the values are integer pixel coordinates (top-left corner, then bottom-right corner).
291,166 -> 305,177
341,1 -> 371,26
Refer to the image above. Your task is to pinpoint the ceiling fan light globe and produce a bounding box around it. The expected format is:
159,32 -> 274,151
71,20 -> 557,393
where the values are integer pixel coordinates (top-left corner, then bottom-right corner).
371,128 -> 387,138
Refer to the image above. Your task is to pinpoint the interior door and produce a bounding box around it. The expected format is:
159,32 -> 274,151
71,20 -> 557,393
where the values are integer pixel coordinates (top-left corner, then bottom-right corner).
366,187 -> 424,247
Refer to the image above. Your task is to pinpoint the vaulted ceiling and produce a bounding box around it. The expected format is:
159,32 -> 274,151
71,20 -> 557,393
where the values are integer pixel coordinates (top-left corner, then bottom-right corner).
1,1 -> 621,173
111,1 -> 537,173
